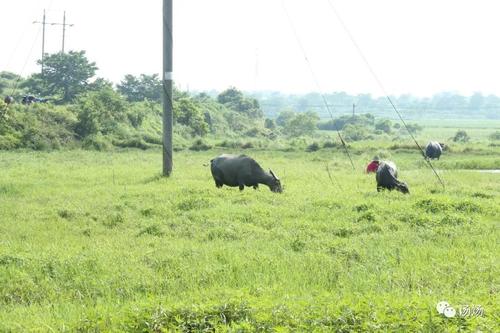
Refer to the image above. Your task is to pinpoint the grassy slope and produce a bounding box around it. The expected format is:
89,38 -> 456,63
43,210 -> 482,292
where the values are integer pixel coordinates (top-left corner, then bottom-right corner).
0,148 -> 498,332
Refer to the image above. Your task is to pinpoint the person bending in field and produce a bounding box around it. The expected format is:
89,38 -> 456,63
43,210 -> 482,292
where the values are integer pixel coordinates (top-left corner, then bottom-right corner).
366,156 -> 380,173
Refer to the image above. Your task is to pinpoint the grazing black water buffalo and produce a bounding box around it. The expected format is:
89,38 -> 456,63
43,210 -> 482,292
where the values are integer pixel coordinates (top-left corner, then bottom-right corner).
376,161 -> 409,194
210,154 -> 283,193
425,141 -> 443,159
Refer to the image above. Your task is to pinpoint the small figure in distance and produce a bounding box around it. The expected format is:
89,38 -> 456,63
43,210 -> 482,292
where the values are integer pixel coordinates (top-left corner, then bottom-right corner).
366,156 -> 380,173
210,154 -> 283,193
376,160 -> 409,194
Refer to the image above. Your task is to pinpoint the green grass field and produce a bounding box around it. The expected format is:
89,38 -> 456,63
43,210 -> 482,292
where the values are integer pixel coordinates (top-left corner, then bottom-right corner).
0,145 -> 499,331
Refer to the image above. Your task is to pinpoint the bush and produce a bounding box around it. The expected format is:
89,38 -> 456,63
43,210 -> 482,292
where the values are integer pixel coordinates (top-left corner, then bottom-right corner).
74,88 -> 128,137
323,141 -> 338,148
403,123 -> 423,135
453,130 -> 470,142
318,114 -> 375,131
142,133 -> 162,145
306,142 -> 320,152
0,134 -> 21,149
283,111 -> 319,137
488,131 -> 500,141
0,104 -> 76,150
82,134 -> 111,151
219,140 -> 243,149
241,142 -> 254,149
245,127 -> 265,137
343,124 -> 370,141
375,119 -> 392,133
114,135 -> 151,150
189,139 -> 212,151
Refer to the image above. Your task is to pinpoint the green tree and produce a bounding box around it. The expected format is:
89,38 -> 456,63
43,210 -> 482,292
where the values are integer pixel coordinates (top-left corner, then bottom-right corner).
117,74 -> 162,102
404,123 -> 423,135
284,111 -> 319,137
217,87 -> 263,118
343,124 -> 370,141
276,109 -> 296,127
23,51 -> 97,103
375,119 -> 392,133
88,78 -> 114,91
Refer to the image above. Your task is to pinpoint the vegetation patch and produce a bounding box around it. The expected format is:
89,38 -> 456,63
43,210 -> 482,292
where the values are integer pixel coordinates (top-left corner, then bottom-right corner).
453,200 -> 482,213
103,212 -> 125,228
415,198 -> 451,213
176,197 -> 212,211
57,209 -> 77,220
137,224 -> 164,237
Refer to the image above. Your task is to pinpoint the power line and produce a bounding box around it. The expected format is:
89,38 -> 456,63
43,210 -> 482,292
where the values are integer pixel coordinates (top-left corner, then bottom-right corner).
282,0 -> 355,170
33,9 -> 74,74
326,0 -> 445,189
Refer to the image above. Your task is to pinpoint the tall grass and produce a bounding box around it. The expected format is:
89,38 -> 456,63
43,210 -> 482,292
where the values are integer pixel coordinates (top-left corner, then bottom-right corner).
0,149 -> 498,331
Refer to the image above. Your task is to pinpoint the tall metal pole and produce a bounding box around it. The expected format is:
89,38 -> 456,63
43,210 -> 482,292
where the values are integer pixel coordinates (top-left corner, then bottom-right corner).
41,9 -> 46,75
162,0 -> 173,176
62,11 -> 66,53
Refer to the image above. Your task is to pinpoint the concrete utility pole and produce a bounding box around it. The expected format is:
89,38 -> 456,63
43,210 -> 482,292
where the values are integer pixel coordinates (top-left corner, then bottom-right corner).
163,0 -> 173,176
61,11 -> 75,53
33,10 -> 47,75
352,103 -> 356,116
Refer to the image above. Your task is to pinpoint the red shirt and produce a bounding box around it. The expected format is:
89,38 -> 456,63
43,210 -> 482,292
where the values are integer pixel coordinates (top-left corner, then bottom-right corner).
366,161 -> 380,173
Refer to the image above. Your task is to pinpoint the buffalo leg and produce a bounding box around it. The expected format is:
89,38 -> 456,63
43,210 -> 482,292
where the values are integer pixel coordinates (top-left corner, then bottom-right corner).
239,184 -> 244,191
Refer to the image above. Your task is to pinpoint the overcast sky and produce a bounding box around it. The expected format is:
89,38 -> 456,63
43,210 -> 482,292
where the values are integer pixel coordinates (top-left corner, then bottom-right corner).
1,0 -> 499,97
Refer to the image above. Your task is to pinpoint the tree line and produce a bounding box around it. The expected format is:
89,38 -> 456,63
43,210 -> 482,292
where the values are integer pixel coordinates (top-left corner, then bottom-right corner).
1,50 -> 430,151
251,91 -> 500,120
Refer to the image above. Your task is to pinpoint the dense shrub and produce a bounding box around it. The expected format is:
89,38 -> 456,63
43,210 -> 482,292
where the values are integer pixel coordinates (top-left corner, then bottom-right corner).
453,130 -> 470,142
82,134 -> 111,151
74,88 -> 128,137
343,124 -> 370,141
241,142 -> 254,149
0,103 -> 76,150
318,114 -> 375,131
375,119 -> 392,133
189,139 -> 212,151
488,131 -> 500,141
306,142 -> 320,152
323,141 -> 339,148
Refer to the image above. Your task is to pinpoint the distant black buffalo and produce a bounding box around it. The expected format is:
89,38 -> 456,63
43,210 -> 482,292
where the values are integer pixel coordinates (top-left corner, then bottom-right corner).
376,161 -> 409,194
425,141 -> 444,160
22,95 -> 47,105
3,96 -> 14,104
210,154 -> 282,193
